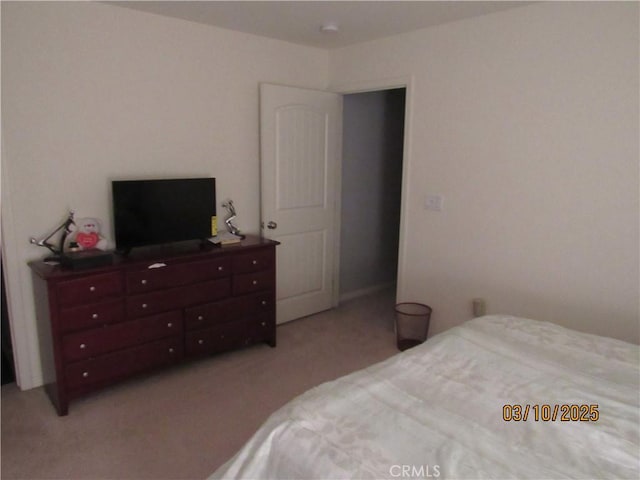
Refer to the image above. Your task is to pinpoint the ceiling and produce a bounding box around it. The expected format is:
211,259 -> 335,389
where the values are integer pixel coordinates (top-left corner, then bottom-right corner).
109,1 -> 532,49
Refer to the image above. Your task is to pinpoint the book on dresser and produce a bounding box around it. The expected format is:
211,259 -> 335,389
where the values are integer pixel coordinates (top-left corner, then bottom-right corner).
28,235 -> 279,415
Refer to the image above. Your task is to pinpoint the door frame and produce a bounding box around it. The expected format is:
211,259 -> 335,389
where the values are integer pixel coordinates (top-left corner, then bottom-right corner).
331,75 -> 414,306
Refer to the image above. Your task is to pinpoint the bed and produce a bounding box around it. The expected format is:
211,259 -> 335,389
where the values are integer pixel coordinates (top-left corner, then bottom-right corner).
211,315 -> 640,479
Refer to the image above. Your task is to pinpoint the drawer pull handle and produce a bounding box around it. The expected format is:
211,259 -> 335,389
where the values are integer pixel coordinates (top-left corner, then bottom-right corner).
91,313 -> 99,319
198,339 -> 204,345
220,334 -> 225,339
252,260 -> 258,265
89,286 -> 96,292
169,348 -> 174,354
261,300 -> 267,306
82,371 -> 89,378
142,303 -> 148,309
218,266 -> 224,271
148,262 -> 167,269
80,343 -> 86,349
197,315 -> 204,321
261,322 -> 266,327
252,280 -> 258,285
141,279 -> 147,285
167,322 -> 173,328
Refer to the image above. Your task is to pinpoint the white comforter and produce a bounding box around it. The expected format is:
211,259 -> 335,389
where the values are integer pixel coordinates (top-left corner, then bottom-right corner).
211,315 -> 640,479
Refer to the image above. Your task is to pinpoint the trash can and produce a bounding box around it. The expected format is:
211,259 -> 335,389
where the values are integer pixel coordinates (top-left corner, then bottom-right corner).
395,302 -> 432,351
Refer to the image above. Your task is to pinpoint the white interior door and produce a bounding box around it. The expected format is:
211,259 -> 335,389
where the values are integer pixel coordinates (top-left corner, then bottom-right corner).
260,83 -> 342,324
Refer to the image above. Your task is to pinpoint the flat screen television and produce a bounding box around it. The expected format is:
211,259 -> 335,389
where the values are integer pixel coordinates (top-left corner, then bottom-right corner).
112,178 -> 216,254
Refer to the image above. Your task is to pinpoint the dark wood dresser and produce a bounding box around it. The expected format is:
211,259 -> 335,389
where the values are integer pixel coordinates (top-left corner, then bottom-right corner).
29,235 -> 278,415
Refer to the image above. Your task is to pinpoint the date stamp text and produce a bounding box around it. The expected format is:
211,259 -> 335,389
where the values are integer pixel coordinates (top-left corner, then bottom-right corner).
502,404 -> 599,422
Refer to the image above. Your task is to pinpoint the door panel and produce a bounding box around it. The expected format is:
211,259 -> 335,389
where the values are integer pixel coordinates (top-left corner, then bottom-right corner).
277,230 -> 325,298
260,84 -> 341,324
276,106 -> 328,210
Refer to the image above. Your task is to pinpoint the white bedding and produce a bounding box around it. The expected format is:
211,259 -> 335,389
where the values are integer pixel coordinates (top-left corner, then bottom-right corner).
211,315 -> 640,479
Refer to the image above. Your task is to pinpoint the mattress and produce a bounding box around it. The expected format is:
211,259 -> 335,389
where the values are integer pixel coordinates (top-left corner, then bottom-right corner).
211,315 -> 640,479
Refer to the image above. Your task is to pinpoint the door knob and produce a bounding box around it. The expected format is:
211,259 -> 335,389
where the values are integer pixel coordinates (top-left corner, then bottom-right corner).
267,221 -> 277,230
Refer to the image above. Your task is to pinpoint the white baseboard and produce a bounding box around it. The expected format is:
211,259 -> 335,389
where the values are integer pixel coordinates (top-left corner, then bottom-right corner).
339,282 -> 396,303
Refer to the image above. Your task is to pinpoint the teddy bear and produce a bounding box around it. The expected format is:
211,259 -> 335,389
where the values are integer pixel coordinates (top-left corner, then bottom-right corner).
67,217 -> 108,251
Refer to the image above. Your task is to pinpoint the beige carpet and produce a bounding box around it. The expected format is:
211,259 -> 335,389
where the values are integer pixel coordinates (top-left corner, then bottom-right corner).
1,289 -> 399,479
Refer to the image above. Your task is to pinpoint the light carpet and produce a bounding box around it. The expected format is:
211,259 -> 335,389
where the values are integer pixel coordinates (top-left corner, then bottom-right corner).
1,289 -> 399,479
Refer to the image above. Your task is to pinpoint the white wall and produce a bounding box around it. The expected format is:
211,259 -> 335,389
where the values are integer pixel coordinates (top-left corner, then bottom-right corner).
330,2 -> 640,342
340,90 -> 404,298
1,1 -> 328,389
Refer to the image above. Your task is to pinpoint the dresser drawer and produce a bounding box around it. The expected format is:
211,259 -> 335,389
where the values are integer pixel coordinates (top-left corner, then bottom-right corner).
126,288 -> 184,317
184,291 -> 274,331
185,315 -> 273,357
62,310 -> 181,362
185,297 -> 236,331
127,278 -> 231,317
126,265 -> 177,294
65,337 -> 183,391
180,278 -> 231,307
126,258 -> 231,294
243,291 -> 275,315
185,320 -> 249,357
59,299 -> 125,333
247,313 -> 275,343
57,272 -> 123,306
175,257 -> 231,284
232,249 -> 274,274
233,270 -> 274,295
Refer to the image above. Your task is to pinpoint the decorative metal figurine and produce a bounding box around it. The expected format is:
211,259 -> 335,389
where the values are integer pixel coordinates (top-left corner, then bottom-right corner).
30,210 -> 75,261
222,199 -> 245,239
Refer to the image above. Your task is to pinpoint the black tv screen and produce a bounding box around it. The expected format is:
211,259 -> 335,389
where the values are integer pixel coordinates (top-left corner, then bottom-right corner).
112,178 -> 216,252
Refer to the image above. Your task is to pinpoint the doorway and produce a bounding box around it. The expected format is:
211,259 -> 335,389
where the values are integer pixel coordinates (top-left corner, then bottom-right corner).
339,88 -> 406,301
260,82 -> 408,321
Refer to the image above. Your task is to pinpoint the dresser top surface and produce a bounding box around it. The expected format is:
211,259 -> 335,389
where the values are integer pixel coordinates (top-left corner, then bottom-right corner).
29,235 -> 279,280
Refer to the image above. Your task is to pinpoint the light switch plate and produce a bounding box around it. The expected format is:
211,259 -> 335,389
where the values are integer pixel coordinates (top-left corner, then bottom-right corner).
425,194 -> 444,211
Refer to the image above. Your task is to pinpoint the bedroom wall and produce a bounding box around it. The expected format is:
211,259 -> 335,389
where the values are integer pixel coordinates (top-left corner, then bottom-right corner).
1,1 -> 329,389
329,1 -> 640,343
